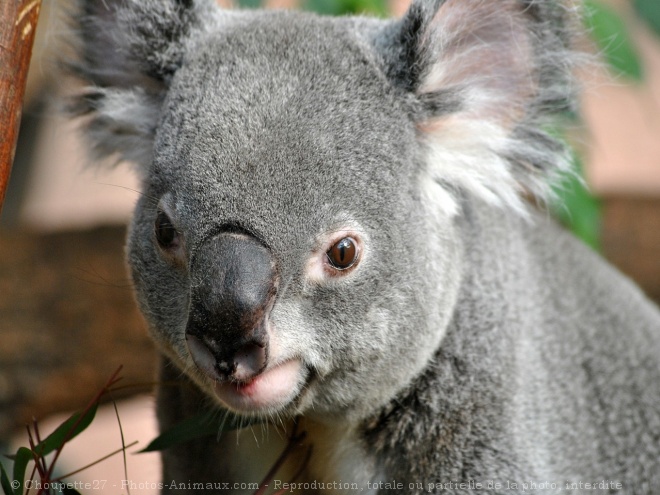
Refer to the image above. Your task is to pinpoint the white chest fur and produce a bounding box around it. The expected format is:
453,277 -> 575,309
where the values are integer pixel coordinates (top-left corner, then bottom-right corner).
220,419 -> 381,494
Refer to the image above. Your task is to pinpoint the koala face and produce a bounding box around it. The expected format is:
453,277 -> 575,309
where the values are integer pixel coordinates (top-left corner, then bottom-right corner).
74,0 -> 575,422
127,13 -> 463,420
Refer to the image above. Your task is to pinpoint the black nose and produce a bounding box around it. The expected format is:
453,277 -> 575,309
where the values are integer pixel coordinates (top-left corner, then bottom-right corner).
186,232 -> 277,382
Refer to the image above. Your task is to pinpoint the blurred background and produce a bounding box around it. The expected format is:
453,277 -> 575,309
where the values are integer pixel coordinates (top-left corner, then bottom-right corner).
1,0 -> 659,493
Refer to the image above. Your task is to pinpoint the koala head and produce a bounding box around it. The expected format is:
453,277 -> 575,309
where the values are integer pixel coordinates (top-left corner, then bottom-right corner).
72,0 -> 576,421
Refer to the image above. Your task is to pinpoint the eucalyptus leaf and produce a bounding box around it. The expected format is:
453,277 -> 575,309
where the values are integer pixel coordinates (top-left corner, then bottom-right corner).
584,0 -> 644,81
304,0 -> 387,17
634,0 -> 660,37
552,155 -> 601,251
33,404 -> 98,458
11,448 -> 34,495
1,463 -> 13,495
236,0 -> 261,9
139,411 -> 260,453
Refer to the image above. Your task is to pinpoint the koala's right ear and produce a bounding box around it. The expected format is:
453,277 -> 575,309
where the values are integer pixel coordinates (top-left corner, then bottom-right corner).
69,0 -> 213,169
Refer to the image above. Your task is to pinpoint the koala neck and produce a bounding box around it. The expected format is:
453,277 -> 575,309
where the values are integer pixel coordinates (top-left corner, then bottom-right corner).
297,418 -> 383,495
357,203 -> 562,486
359,287 -> 522,486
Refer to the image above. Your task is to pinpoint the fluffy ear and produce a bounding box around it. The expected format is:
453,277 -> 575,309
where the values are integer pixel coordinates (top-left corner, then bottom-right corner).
68,0 -> 214,168
382,0 -> 579,215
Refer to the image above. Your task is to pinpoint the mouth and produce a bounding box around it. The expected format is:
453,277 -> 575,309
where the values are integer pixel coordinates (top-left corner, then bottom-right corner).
211,358 -> 307,414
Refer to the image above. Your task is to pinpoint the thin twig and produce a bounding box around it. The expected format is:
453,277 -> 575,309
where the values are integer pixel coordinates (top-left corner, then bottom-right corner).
107,381 -> 161,394
53,441 -> 139,481
31,419 -> 49,482
290,445 -> 313,484
272,445 -> 313,495
24,425 -> 41,495
43,366 -> 124,486
110,395 -> 131,495
254,423 -> 307,495
25,425 -> 46,480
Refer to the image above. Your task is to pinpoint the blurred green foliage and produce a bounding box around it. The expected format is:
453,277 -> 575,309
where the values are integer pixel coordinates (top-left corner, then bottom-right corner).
552,154 -> 602,251
634,0 -> 660,37
557,0 -> 659,250
303,0 -> 387,16
237,0 -> 387,15
585,0 -> 643,81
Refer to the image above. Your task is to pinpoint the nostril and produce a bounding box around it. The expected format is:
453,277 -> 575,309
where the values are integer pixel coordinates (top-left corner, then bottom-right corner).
186,333 -> 220,380
233,342 -> 267,382
187,332 -> 268,383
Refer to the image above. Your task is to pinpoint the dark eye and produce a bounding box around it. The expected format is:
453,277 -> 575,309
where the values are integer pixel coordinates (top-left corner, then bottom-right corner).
155,211 -> 178,248
327,237 -> 358,270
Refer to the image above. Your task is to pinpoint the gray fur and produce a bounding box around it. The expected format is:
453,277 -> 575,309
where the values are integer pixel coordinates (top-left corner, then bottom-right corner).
69,0 -> 660,493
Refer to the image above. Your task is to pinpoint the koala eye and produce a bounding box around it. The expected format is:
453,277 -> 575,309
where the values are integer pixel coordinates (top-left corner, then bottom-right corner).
327,237 -> 358,270
155,211 -> 179,248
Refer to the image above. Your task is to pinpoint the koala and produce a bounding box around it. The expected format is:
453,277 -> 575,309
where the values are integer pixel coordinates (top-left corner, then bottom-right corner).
69,0 -> 660,493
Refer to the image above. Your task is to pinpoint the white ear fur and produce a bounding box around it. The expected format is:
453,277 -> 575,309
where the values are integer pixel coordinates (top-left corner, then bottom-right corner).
412,0 -> 575,215
421,120 -> 528,216
419,0 -> 535,122
70,0 -> 214,172
82,88 -> 161,171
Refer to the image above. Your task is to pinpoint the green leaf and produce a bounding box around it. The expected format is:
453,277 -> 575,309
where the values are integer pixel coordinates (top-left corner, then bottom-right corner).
139,411 -> 258,453
303,0 -> 388,17
33,404 -> 98,458
584,0 -> 644,81
11,447 -> 34,495
236,0 -> 262,9
634,0 -> 660,37
1,462 -> 13,495
552,155 -> 602,251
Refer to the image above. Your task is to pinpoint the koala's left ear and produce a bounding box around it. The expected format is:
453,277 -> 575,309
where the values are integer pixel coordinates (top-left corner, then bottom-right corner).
379,0 -> 580,214
69,0 -> 214,169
